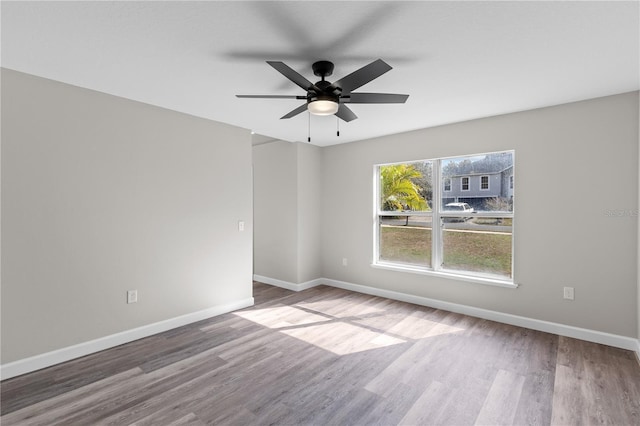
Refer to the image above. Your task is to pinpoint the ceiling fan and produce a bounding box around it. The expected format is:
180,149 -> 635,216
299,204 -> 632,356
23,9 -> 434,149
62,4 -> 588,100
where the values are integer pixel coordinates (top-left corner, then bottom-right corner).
236,59 -> 409,122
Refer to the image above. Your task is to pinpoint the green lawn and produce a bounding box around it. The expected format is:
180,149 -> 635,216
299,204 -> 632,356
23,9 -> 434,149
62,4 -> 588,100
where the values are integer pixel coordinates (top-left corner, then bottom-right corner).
380,226 -> 512,277
379,226 -> 432,267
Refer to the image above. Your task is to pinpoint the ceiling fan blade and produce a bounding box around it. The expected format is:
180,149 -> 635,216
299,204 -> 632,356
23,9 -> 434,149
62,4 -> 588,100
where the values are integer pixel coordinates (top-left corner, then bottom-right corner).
335,104 -> 358,122
280,103 -> 308,119
343,93 -> 409,104
267,61 -> 320,93
332,59 -> 392,93
236,95 -> 307,99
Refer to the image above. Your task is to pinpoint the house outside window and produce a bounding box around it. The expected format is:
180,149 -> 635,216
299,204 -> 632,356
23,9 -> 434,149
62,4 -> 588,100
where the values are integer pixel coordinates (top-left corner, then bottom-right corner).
375,150 -> 514,283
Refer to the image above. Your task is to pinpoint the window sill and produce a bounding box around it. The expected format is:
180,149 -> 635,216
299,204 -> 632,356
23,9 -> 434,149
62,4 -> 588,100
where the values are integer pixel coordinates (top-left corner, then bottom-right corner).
371,262 -> 518,289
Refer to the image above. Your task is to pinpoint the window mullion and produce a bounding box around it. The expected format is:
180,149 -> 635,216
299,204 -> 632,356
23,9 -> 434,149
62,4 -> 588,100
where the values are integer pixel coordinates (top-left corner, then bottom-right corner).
432,159 -> 442,271
373,165 -> 381,264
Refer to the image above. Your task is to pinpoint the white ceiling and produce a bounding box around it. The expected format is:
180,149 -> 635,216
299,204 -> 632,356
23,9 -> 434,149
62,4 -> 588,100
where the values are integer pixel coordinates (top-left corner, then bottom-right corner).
2,1 -> 638,147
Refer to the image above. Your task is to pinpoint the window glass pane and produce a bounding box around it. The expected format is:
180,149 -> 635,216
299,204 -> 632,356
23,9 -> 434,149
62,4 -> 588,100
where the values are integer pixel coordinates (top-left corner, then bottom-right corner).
480,176 -> 489,190
380,162 -> 432,212
441,152 -> 513,213
442,217 -> 512,278
379,216 -> 431,267
461,177 -> 469,191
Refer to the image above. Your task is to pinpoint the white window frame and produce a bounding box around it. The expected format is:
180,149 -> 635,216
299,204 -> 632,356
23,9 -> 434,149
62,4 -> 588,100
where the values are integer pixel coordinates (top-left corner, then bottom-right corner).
480,175 -> 489,190
461,176 -> 470,191
373,151 -> 516,288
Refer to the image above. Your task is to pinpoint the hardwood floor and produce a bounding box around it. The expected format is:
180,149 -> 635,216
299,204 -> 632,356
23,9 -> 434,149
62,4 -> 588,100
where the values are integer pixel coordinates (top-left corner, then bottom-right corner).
2,282 -> 639,425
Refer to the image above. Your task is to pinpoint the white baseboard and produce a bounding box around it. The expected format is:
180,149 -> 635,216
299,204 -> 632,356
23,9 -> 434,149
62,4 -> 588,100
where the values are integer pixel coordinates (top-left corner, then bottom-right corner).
254,274 -> 640,357
253,274 -> 323,292
0,297 -> 254,381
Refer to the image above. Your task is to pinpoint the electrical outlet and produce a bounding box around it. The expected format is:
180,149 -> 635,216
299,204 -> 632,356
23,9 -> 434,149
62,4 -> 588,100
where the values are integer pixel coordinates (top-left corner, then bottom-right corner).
127,290 -> 138,304
238,221 -> 245,231
563,287 -> 574,300
342,258 -> 348,266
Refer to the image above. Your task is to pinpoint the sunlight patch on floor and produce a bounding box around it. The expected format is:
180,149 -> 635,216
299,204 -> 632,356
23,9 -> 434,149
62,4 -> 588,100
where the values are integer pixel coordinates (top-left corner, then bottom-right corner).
234,305 -> 331,329
363,314 -> 464,340
233,302 -> 465,356
281,322 -> 406,355
296,298 -> 385,319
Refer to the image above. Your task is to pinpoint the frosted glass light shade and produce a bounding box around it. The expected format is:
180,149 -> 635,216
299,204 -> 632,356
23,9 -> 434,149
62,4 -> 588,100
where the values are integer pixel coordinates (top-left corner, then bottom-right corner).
308,100 -> 339,115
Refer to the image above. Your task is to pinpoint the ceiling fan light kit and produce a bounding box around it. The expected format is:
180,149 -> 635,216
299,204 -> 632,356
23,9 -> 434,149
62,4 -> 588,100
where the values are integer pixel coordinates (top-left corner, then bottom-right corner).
237,59 -> 409,123
307,98 -> 339,115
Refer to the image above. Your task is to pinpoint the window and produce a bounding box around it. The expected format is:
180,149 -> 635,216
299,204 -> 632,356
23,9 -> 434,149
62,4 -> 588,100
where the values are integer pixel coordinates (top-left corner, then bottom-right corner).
461,177 -> 469,191
375,151 -> 514,283
480,175 -> 489,190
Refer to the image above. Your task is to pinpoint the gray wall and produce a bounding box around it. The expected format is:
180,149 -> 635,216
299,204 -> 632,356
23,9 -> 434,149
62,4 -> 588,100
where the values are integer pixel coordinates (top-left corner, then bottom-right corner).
253,141 -> 322,284
1,69 -> 254,363
253,141 -> 298,283
296,142 -> 323,283
320,92 -> 638,338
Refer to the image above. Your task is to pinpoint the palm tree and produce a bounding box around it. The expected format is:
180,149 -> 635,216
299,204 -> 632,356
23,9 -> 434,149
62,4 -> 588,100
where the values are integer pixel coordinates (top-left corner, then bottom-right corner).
380,164 -> 428,224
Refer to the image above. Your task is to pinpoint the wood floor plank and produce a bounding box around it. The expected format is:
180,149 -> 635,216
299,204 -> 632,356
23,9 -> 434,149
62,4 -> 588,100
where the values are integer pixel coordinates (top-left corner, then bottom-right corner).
165,412 -> 207,426
474,369 -> 526,425
0,334 -> 164,413
56,354 -> 226,425
551,336 -> 640,425
0,368 -> 145,426
129,409 -> 206,426
398,380 -> 449,425
2,281 -> 639,425
550,363 -> 586,425
98,347 -> 286,425
355,380 -> 425,425
511,331 -> 558,425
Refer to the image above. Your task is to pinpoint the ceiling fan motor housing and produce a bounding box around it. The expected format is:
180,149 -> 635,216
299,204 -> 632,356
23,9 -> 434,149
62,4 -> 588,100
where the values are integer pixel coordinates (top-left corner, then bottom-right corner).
308,77 -> 339,105
308,93 -> 339,104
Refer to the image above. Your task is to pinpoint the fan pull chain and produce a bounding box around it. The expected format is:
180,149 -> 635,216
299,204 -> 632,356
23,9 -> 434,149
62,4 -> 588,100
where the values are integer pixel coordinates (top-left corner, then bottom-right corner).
337,117 -> 340,137
308,112 -> 311,143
